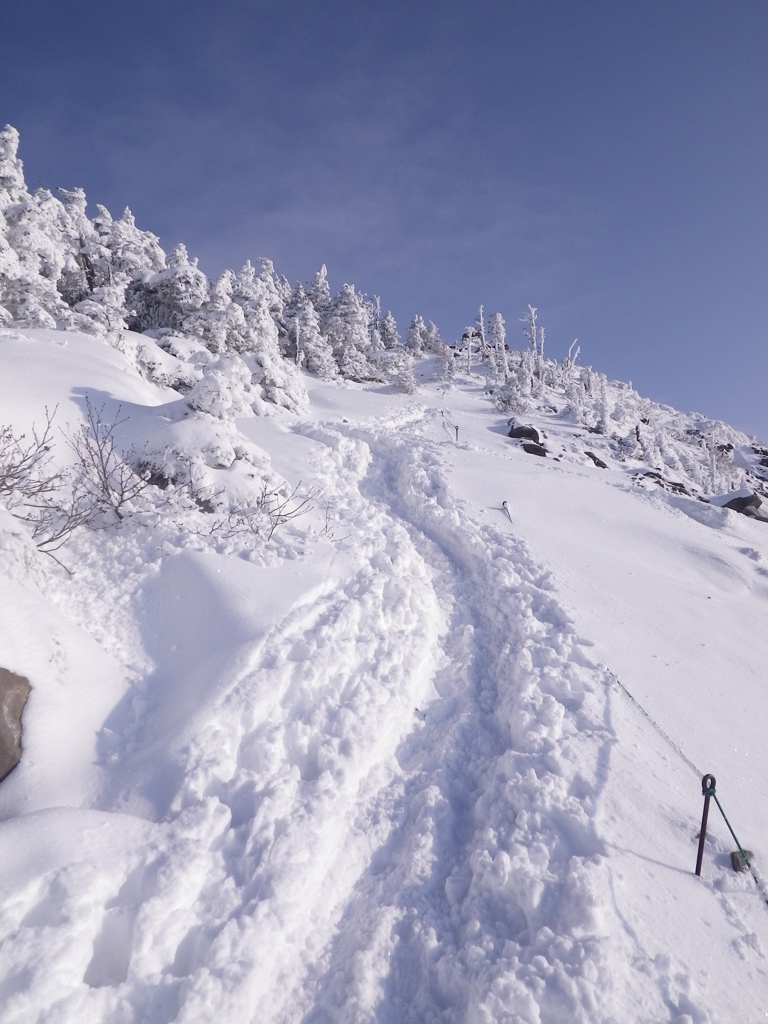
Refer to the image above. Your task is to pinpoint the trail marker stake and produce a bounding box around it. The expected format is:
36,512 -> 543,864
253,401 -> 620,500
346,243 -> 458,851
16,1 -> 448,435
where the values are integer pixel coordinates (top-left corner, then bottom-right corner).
695,773 -> 716,876
455,425 -> 459,442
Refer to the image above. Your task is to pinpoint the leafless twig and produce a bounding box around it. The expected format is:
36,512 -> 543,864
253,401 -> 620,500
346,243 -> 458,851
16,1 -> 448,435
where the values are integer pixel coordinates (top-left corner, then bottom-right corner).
181,479 -> 314,542
0,407 -> 59,501
65,397 -> 153,522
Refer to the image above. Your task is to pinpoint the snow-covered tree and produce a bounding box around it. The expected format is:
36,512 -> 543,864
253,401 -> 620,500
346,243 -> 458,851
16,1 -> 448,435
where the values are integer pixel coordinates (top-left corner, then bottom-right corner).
380,310 -> 400,349
309,263 -> 331,314
256,258 -> 285,315
325,283 -> 372,378
167,243 -> 190,269
460,327 -> 482,375
0,125 -> 26,203
438,343 -> 456,381
406,314 -> 428,356
283,283 -> 337,379
186,352 -> 255,419
390,352 -> 418,393
0,124 -> 408,410
424,320 -> 446,354
182,269 -> 245,353
96,206 -> 166,282
521,305 -> 546,394
488,312 -> 508,380
127,252 -> 209,334
0,129 -> 76,329
476,304 -> 487,357
54,187 -> 107,308
596,374 -> 611,434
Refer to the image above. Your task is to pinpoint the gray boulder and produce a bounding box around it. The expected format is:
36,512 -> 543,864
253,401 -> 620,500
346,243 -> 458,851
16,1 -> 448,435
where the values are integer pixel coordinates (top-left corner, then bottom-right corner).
585,451 -> 608,469
522,442 -> 547,457
509,424 -> 541,444
731,849 -> 754,873
0,668 -> 31,783
723,492 -> 768,520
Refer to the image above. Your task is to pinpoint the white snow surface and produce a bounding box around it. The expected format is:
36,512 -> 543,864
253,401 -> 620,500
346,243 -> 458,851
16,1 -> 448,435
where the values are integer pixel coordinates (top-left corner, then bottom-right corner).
1,328 -> 767,1022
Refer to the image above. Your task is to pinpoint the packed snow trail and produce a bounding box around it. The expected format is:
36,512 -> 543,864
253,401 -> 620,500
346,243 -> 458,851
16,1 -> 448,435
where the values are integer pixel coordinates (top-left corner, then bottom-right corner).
296,410 -> 623,1023
1,379 -> 767,1021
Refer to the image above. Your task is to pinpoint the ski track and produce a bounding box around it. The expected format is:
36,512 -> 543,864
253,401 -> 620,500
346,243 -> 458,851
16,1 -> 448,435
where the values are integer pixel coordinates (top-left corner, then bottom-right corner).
0,401 -> 747,1022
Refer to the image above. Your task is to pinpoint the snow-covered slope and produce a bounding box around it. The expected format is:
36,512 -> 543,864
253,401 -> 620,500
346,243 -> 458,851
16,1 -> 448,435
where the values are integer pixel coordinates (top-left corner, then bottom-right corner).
1,327 -> 767,1022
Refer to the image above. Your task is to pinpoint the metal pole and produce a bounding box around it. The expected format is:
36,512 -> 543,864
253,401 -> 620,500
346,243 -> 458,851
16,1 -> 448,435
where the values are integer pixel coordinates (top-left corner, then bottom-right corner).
695,773 -> 716,876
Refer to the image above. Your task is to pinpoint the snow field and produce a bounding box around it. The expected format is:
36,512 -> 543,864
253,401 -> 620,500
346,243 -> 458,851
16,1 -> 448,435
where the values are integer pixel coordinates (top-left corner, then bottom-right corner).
1,336 -> 768,1020
420,386 -> 768,1020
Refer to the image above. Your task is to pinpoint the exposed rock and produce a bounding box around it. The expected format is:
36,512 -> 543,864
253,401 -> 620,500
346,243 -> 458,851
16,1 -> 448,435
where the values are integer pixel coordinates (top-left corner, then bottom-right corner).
509,424 -> 541,444
522,442 -> 547,457
0,668 -> 31,784
731,849 -> 754,873
585,450 -> 608,469
635,470 -> 690,496
723,492 -> 765,518
708,489 -> 768,520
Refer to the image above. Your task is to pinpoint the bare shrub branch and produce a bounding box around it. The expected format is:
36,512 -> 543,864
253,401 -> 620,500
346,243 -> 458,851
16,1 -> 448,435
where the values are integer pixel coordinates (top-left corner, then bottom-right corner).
262,482 -> 313,539
0,407 -> 60,501
1,398 -> 312,569
180,477 -> 313,542
65,397 -> 154,522
0,407 -> 92,569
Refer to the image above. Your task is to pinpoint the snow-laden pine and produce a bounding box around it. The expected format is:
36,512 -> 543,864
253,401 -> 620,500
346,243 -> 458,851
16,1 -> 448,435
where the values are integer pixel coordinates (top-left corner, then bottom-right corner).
0,124 -> 418,417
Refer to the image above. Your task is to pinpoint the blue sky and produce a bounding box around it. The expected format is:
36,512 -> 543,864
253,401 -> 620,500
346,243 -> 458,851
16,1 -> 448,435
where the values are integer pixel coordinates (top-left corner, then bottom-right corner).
3,1 -> 768,436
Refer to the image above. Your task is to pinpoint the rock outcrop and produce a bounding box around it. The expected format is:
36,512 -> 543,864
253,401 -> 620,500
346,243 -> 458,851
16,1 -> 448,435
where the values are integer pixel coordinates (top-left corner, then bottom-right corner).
0,667 -> 31,783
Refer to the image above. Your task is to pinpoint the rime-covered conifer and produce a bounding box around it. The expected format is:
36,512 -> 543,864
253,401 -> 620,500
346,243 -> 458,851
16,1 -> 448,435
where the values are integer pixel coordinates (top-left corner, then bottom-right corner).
325,282 -> 372,376
284,283 -> 337,379
309,263 -> 331,315
380,310 -> 399,349
424,320 -> 445,354
127,249 -> 208,334
406,314 -> 427,356
488,312 -> 508,380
